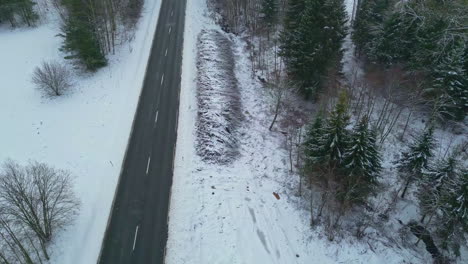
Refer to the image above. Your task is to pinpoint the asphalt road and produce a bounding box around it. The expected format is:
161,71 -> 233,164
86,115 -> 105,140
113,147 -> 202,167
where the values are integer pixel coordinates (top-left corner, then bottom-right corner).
98,0 -> 186,263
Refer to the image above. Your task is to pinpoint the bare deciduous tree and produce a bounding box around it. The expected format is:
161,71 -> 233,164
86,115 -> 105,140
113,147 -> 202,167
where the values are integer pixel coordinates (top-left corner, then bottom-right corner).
0,160 -> 80,260
32,61 -> 72,97
268,78 -> 297,131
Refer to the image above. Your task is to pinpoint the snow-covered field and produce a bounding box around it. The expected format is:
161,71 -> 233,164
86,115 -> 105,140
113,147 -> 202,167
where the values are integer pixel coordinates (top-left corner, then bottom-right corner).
166,0 -> 458,263
0,0 -> 161,262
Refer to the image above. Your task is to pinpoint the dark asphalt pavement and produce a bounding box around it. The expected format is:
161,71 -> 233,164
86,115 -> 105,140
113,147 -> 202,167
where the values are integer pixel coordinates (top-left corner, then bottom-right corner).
98,0 -> 186,263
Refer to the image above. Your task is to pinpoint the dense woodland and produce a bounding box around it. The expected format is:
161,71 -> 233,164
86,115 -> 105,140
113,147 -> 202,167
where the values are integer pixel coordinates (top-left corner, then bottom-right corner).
213,0 -> 467,262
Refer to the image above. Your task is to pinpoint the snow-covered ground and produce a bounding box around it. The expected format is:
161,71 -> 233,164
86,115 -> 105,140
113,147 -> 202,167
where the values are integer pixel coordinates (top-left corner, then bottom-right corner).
166,0 -> 456,263
0,0 -> 161,262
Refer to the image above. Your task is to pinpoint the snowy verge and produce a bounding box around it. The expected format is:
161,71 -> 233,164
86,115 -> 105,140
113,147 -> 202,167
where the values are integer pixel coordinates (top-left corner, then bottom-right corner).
0,0 -> 161,263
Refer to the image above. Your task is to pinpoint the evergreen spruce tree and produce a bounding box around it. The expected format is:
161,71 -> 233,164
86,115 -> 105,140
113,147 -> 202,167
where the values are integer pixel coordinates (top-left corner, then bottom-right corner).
431,44 -> 468,121
261,0 -> 278,28
17,0 -> 37,26
448,170 -> 468,231
418,155 -> 458,222
369,8 -> 418,64
61,0 -> 107,71
341,116 -> 381,202
283,0 -> 306,32
280,0 -> 347,97
352,0 -> 390,55
398,126 -> 436,198
0,0 -> 14,26
304,113 -> 326,170
321,91 -> 350,166
437,169 -> 468,252
0,0 -> 38,27
355,0 -> 467,120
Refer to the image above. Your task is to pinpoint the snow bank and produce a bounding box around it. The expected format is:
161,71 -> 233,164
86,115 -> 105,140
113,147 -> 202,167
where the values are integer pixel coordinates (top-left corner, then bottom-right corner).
0,0 -> 161,262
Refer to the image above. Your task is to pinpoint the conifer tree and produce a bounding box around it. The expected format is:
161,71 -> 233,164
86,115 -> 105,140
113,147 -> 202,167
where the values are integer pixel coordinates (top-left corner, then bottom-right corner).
431,44 -> 468,121
418,155 -> 458,222
448,170 -> 468,231
304,113 -> 326,170
261,0 -> 278,28
355,0 -> 467,119
341,116 -> 381,202
283,0 -> 306,32
398,126 -> 436,199
370,8 -> 418,64
60,0 -> 107,71
352,0 -> 390,55
436,169 -> 468,252
280,0 -> 347,97
0,0 -> 38,27
321,91 -> 350,166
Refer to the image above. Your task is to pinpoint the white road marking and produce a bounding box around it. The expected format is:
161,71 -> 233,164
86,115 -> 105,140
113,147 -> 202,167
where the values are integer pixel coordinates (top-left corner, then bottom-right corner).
165,48 -> 168,56
171,10 -> 174,17
132,226 -> 139,251
146,156 -> 151,174
161,74 -> 164,85
154,111 -> 159,124
168,26 -> 172,35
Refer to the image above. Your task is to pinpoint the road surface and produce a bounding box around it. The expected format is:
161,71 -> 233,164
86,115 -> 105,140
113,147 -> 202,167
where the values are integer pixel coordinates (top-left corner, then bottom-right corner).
98,0 -> 186,263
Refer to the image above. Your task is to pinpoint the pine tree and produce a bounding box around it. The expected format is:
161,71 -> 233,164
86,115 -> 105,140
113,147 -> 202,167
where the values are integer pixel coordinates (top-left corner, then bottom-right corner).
341,116 -> 381,202
280,0 -> 347,97
398,126 -> 436,199
60,0 -> 107,71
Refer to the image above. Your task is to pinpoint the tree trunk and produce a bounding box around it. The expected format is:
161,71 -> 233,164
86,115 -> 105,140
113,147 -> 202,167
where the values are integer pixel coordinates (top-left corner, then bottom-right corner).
400,178 -> 411,199
400,109 -> 412,141
1,219 -> 34,264
39,239 -> 49,260
269,99 -> 280,131
310,183 -> 315,226
420,213 -> 426,224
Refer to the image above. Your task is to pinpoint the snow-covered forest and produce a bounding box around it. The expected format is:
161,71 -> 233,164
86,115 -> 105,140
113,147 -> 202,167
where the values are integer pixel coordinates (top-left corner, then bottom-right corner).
1,0 -> 466,263
167,0 -> 467,263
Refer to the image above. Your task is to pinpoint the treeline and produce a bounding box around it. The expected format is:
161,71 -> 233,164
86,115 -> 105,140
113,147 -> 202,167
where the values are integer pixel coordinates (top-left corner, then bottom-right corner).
0,0 -> 38,26
1,0 -> 144,71
59,0 -> 144,70
212,0 -> 348,98
353,0 -> 467,121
